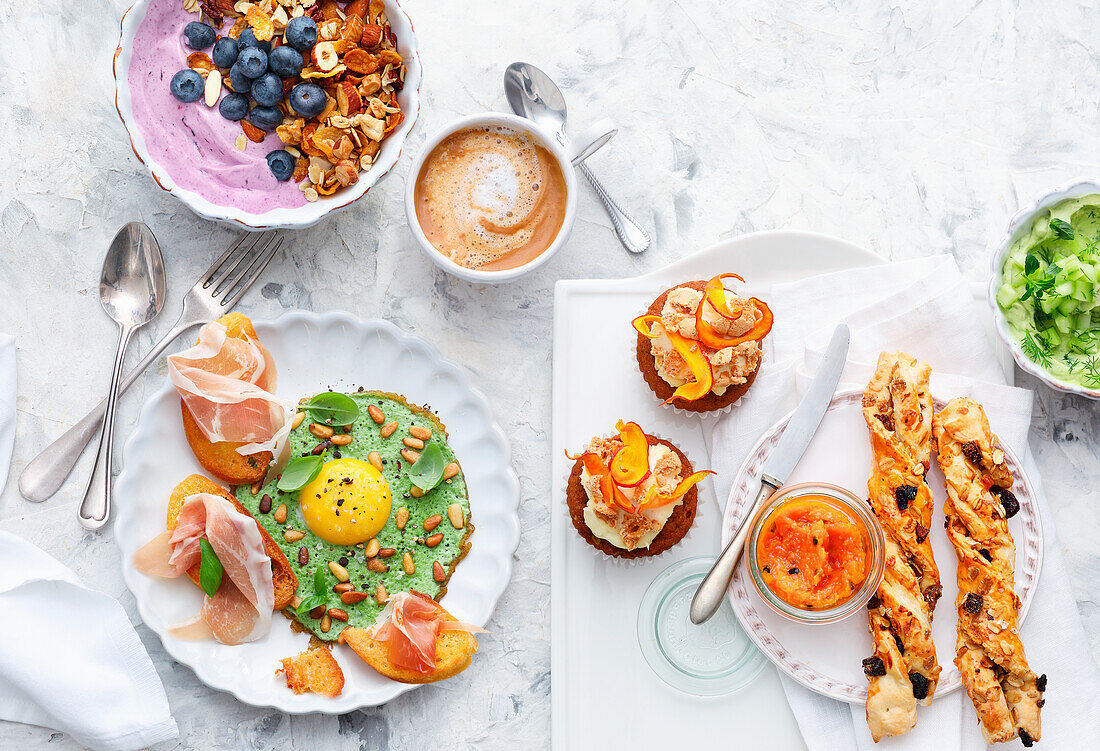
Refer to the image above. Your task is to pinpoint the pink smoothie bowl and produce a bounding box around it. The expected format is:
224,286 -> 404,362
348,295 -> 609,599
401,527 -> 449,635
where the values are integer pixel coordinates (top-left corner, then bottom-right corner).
113,0 -> 422,230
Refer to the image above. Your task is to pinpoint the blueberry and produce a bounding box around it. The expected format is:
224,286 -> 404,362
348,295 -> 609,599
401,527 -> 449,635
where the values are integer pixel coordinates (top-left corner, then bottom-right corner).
268,45 -> 303,78
169,69 -> 204,102
228,63 -> 252,94
288,82 -> 326,117
211,37 -> 239,68
218,92 -> 249,121
250,73 -> 284,107
249,105 -> 284,131
236,47 -> 268,79
183,21 -> 216,50
284,16 -> 318,51
237,28 -> 271,53
266,150 -> 296,182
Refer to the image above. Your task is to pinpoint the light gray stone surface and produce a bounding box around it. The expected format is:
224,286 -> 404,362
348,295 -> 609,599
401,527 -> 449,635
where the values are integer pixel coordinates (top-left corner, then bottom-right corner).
1,0 -> 1098,749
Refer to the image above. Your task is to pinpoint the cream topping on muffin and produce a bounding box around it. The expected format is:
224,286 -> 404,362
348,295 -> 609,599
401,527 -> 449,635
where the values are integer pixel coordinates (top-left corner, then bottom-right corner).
650,286 -> 763,395
579,435 -> 685,550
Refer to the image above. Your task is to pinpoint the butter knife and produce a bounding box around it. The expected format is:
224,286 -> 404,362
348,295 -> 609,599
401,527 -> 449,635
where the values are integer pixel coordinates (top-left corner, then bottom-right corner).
689,323 -> 851,625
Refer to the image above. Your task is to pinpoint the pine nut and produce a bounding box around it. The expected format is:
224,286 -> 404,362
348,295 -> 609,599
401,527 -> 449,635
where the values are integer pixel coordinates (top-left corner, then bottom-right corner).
333,582 -> 354,593
432,561 -> 445,582
409,425 -> 432,440
328,607 -> 348,622
367,558 -> 389,573
284,529 -> 305,542
298,547 -> 309,565
423,515 -> 442,532
259,494 -> 272,514
341,591 -> 369,604
309,422 -> 334,438
250,481 -> 262,495
447,503 -> 464,529
311,441 -> 330,455
310,604 -> 326,619
425,533 -> 443,547
402,551 -> 415,574
328,561 -> 350,582
368,405 -> 385,424
291,412 -> 306,429
374,583 -> 388,604
367,451 -> 383,470
364,538 -> 380,557
320,614 -> 332,633
410,486 -> 424,498
380,421 -> 398,438
402,436 -> 425,450
378,548 -> 396,558
291,595 -> 303,608
274,503 -> 288,523
330,433 -> 352,445
443,462 -> 460,480
395,507 -> 409,530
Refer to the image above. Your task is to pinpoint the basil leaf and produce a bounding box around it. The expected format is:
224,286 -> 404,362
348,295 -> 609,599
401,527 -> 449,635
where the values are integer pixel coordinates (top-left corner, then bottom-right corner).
278,455 -> 324,492
295,595 -> 325,618
313,566 -> 327,598
1050,218 -> 1075,240
303,392 -> 360,426
198,538 -> 223,597
408,442 -> 445,492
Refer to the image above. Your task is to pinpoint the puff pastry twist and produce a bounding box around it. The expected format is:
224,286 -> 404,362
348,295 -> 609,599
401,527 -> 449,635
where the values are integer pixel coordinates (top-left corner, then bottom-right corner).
933,398 -> 1044,747
861,352 -> 942,741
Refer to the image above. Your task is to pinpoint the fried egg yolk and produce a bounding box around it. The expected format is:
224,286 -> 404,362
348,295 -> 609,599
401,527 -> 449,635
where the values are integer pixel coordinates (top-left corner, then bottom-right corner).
299,458 -> 391,545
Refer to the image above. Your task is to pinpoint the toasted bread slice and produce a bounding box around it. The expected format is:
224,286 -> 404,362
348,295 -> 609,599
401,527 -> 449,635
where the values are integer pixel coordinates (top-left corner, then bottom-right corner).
279,647 -> 345,697
166,473 -> 298,610
338,600 -> 478,684
179,312 -> 272,485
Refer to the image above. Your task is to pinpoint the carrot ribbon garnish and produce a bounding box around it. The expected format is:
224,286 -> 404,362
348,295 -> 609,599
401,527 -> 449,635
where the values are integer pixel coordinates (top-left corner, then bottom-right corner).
694,275 -> 774,351
633,315 -> 713,404
638,469 -> 716,510
609,420 -> 650,487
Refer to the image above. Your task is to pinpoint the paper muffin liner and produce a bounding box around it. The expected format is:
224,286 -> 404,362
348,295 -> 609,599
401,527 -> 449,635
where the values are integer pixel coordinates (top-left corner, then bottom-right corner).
560,428 -> 706,568
628,317 -> 762,421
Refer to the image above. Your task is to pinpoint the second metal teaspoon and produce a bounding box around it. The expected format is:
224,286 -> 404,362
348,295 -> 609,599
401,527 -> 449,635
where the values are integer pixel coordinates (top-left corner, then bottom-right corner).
78,223 -> 166,529
504,62 -> 651,254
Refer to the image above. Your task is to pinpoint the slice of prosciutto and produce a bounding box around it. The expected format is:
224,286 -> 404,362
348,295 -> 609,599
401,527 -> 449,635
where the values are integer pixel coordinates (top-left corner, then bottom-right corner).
133,493 -> 274,645
369,591 -> 486,675
167,320 -> 288,457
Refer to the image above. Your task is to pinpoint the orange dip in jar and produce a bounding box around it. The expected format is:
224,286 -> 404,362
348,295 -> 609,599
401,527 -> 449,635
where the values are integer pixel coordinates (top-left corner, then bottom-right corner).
755,494 -> 870,611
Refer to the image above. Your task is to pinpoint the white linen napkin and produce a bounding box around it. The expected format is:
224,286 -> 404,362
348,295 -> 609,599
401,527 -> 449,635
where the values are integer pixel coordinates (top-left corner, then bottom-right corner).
0,333 -> 14,492
0,530 -> 178,751
703,256 -> 1100,749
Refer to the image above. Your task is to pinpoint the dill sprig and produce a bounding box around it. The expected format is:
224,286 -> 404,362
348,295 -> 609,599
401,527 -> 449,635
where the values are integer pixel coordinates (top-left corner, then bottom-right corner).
1021,331 -> 1052,367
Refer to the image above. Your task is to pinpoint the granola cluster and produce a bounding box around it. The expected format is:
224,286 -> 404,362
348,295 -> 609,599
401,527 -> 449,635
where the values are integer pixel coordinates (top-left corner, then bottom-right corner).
184,0 -> 407,201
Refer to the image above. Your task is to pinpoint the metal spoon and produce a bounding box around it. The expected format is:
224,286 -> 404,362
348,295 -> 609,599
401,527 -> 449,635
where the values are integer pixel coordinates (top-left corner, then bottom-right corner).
78,223 -> 166,529
504,62 -> 651,254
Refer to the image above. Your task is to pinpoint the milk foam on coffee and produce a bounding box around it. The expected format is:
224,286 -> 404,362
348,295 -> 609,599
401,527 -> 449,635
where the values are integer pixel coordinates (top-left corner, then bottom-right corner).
414,126 -> 568,271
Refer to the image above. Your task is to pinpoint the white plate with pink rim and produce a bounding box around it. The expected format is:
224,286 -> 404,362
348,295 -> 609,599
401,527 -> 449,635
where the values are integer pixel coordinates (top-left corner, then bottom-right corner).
113,311 -> 520,712
721,388 -> 1044,703
113,0 -> 422,230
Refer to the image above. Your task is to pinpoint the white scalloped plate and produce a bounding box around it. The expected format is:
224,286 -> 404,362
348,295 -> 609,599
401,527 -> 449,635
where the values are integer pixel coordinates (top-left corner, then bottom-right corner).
114,312 -> 520,712
722,389 -> 1043,704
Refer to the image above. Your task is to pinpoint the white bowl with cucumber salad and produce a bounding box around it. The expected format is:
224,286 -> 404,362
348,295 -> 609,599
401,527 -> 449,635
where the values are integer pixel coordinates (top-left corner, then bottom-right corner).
990,179 -> 1100,398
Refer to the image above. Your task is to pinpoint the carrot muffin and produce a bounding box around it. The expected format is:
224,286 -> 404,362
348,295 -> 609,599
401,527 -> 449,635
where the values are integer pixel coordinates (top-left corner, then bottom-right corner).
634,274 -> 773,413
567,421 -> 712,559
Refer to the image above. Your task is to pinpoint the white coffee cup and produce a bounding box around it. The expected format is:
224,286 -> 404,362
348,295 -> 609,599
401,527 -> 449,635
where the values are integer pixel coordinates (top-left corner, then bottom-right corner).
404,112 -> 615,284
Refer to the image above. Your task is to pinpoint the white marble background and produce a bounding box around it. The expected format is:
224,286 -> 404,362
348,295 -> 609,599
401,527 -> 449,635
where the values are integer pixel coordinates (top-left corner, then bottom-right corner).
2,0 -> 1099,749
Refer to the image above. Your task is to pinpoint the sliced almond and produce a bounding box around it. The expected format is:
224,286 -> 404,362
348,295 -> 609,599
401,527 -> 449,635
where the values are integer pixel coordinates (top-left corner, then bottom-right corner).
204,69 -> 222,107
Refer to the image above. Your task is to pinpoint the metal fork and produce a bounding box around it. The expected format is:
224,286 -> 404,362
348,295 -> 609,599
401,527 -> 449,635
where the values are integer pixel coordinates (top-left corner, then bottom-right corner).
19,230 -> 284,503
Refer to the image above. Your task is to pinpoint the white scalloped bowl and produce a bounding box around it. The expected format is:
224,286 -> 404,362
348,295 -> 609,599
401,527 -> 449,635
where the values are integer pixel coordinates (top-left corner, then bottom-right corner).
113,0 -> 422,230
114,313 -> 520,712
988,178 -> 1100,399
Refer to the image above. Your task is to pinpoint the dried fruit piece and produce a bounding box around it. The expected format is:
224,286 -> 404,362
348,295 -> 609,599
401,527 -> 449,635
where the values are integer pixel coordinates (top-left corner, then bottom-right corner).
312,41 -> 339,72
227,16 -> 248,40
187,52 -> 217,74
344,49 -> 380,75
245,6 -> 275,41
342,15 -> 365,45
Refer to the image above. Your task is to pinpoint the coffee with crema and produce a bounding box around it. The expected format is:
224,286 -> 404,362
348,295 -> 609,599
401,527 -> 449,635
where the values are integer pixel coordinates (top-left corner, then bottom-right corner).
413,125 -> 568,271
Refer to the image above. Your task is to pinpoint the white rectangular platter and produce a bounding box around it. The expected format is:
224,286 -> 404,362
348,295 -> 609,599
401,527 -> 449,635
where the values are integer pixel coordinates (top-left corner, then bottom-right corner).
549,231 -> 903,751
